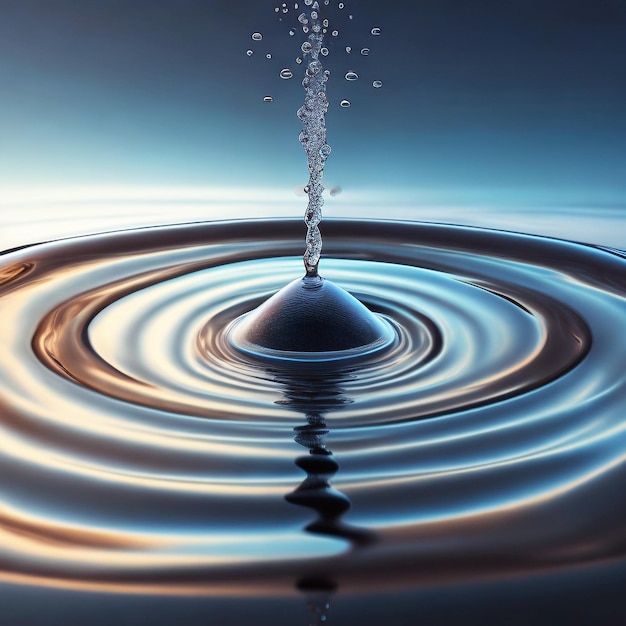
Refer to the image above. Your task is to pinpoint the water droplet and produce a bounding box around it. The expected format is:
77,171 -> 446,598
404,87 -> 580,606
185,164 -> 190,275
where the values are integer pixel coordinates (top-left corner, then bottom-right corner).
321,47 -> 329,56
280,68 -> 294,79
340,99 -> 351,107
323,18 -> 329,27
361,48 -> 370,56
266,53 -> 272,59
373,80 -> 383,88
275,6 -> 280,12
302,26 -> 309,33
264,96 -> 274,103
283,6 -> 288,12
371,27 -> 381,36
296,56 -> 303,64
246,50 -> 253,56
305,0 -> 313,5
346,46 -> 352,53
332,30 -> 339,36
349,14 -> 353,19
308,60 -> 322,75
289,29 -> 295,36
345,70 -> 358,81
338,2 -> 344,8
252,32 -> 263,41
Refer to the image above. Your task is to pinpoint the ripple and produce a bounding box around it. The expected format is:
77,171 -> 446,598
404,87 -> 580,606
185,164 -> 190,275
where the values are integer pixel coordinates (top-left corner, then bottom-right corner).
0,219 -> 625,593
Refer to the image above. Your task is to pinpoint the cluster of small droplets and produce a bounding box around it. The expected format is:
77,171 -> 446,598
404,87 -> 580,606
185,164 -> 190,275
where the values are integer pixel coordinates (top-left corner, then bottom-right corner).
247,2 -> 383,273
297,0 -> 330,276
249,2 -> 383,103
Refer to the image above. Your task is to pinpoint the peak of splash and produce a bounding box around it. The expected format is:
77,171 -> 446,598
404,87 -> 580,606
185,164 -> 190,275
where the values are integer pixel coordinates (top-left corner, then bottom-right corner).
229,275 -> 394,361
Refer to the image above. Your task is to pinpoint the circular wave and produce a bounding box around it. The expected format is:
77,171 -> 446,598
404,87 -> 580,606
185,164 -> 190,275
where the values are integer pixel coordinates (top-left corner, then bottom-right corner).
0,219 -> 625,593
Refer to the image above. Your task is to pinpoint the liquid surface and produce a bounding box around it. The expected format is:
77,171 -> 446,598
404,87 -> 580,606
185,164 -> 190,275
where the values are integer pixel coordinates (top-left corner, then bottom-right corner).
1,219 -> 625,624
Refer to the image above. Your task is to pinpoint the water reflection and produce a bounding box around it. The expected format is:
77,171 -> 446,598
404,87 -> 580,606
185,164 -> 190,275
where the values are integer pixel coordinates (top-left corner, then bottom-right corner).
276,368 -> 376,547
272,366 -> 376,623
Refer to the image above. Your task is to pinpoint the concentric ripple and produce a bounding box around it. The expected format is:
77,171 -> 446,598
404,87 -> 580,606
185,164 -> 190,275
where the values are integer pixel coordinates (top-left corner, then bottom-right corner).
0,219 -> 625,594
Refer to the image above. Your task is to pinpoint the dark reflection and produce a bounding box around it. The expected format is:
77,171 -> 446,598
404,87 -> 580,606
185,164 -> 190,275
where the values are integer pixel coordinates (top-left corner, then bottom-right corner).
270,365 -> 376,623
297,578 -> 338,626
275,368 -> 375,546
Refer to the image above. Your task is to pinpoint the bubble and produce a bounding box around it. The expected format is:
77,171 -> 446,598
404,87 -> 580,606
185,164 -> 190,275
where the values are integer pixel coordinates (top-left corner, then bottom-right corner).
280,69 -> 294,79
338,2 -> 344,8
246,50 -> 253,56
345,70 -> 358,81
298,13 -> 308,24
311,10 -> 318,18
373,80 -> 383,88
321,47 -> 329,56
361,48 -> 370,56
266,53 -> 272,59
275,6 -> 280,12
340,99 -> 351,108
332,30 -> 338,36
252,32 -> 263,41
301,41 -> 312,53
320,144 -> 332,159
282,6 -> 288,12
289,29 -> 295,36
323,18 -> 329,27
305,0 -> 313,5
264,96 -> 274,103
296,56 -> 303,64
371,27 -> 381,36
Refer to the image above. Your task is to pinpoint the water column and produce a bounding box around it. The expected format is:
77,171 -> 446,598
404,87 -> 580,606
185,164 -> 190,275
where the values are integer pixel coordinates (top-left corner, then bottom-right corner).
229,2 -> 395,359
297,1 -> 331,277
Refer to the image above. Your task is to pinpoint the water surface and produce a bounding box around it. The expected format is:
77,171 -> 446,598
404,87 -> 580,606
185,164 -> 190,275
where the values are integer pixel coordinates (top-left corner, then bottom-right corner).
1,218 -> 625,624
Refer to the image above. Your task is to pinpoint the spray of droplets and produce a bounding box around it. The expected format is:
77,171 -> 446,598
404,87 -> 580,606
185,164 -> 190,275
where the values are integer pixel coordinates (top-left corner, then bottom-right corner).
297,0 -> 330,275
248,1 -> 383,275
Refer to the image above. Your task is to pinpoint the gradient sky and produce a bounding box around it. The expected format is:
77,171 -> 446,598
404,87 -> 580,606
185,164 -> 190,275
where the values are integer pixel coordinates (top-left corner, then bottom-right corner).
1,0 -> 625,244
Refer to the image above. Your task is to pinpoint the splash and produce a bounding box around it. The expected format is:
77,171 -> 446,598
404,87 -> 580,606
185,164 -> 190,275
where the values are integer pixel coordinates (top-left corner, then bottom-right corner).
247,1 -> 384,276
297,1 -> 331,276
